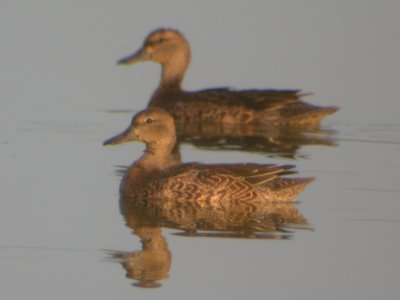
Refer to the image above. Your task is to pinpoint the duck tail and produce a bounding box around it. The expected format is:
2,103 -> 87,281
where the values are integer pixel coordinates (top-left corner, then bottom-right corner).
267,177 -> 315,202
265,105 -> 339,126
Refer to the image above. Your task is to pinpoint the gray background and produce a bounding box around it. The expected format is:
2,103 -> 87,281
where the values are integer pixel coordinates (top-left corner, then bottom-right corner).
1,1 -> 400,299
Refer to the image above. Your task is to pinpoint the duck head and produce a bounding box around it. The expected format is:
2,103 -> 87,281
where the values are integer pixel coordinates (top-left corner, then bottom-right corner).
103,108 -> 177,150
118,28 -> 191,67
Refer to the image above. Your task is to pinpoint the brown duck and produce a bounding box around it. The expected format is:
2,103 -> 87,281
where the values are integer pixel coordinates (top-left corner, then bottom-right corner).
118,28 -> 338,126
103,108 -> 314,203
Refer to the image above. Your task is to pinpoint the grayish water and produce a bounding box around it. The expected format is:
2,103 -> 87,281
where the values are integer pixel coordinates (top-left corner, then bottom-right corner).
1,1 -> 400,299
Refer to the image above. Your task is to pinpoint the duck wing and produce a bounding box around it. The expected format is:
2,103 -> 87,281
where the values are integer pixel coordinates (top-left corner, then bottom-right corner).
190,87 -> 302,110
158,162 -> 296,187
188,88 -> 338,121
202,163 -> 296,186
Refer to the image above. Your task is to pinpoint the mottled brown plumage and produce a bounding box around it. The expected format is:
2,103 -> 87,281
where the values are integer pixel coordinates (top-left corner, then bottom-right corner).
118,28 -> 338,125
104,108 -> 314,204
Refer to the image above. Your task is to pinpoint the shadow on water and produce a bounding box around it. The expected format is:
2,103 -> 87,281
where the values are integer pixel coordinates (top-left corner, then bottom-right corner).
105,180 -> 313,288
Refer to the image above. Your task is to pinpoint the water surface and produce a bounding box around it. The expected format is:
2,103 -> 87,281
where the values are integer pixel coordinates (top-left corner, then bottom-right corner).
1,1 -> 400,299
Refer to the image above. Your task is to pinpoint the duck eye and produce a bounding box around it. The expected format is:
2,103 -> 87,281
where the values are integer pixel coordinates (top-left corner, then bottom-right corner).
145,118 -> 153,124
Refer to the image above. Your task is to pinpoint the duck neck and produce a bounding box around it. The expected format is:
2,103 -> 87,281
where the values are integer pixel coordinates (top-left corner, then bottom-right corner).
137,134 -> 178,172
159,52 -> 190,91
142,143 -> 173,169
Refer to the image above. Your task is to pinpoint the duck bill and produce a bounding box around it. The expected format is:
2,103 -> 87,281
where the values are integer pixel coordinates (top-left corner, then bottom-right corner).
117,48 -> 150,65
103,126 -> 137,146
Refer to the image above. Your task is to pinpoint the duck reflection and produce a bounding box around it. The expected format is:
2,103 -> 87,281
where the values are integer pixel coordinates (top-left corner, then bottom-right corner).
175,121 -> 336,158
107,185 -> 311,288
107,221 -> 170,288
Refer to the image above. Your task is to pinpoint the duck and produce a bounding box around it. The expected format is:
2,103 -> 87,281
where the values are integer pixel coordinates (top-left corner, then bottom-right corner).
103,108 -> 314,203
117,28 -> 338,126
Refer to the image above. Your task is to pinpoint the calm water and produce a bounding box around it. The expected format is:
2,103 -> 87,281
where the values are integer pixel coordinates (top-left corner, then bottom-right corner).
1,1 -> 400,299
